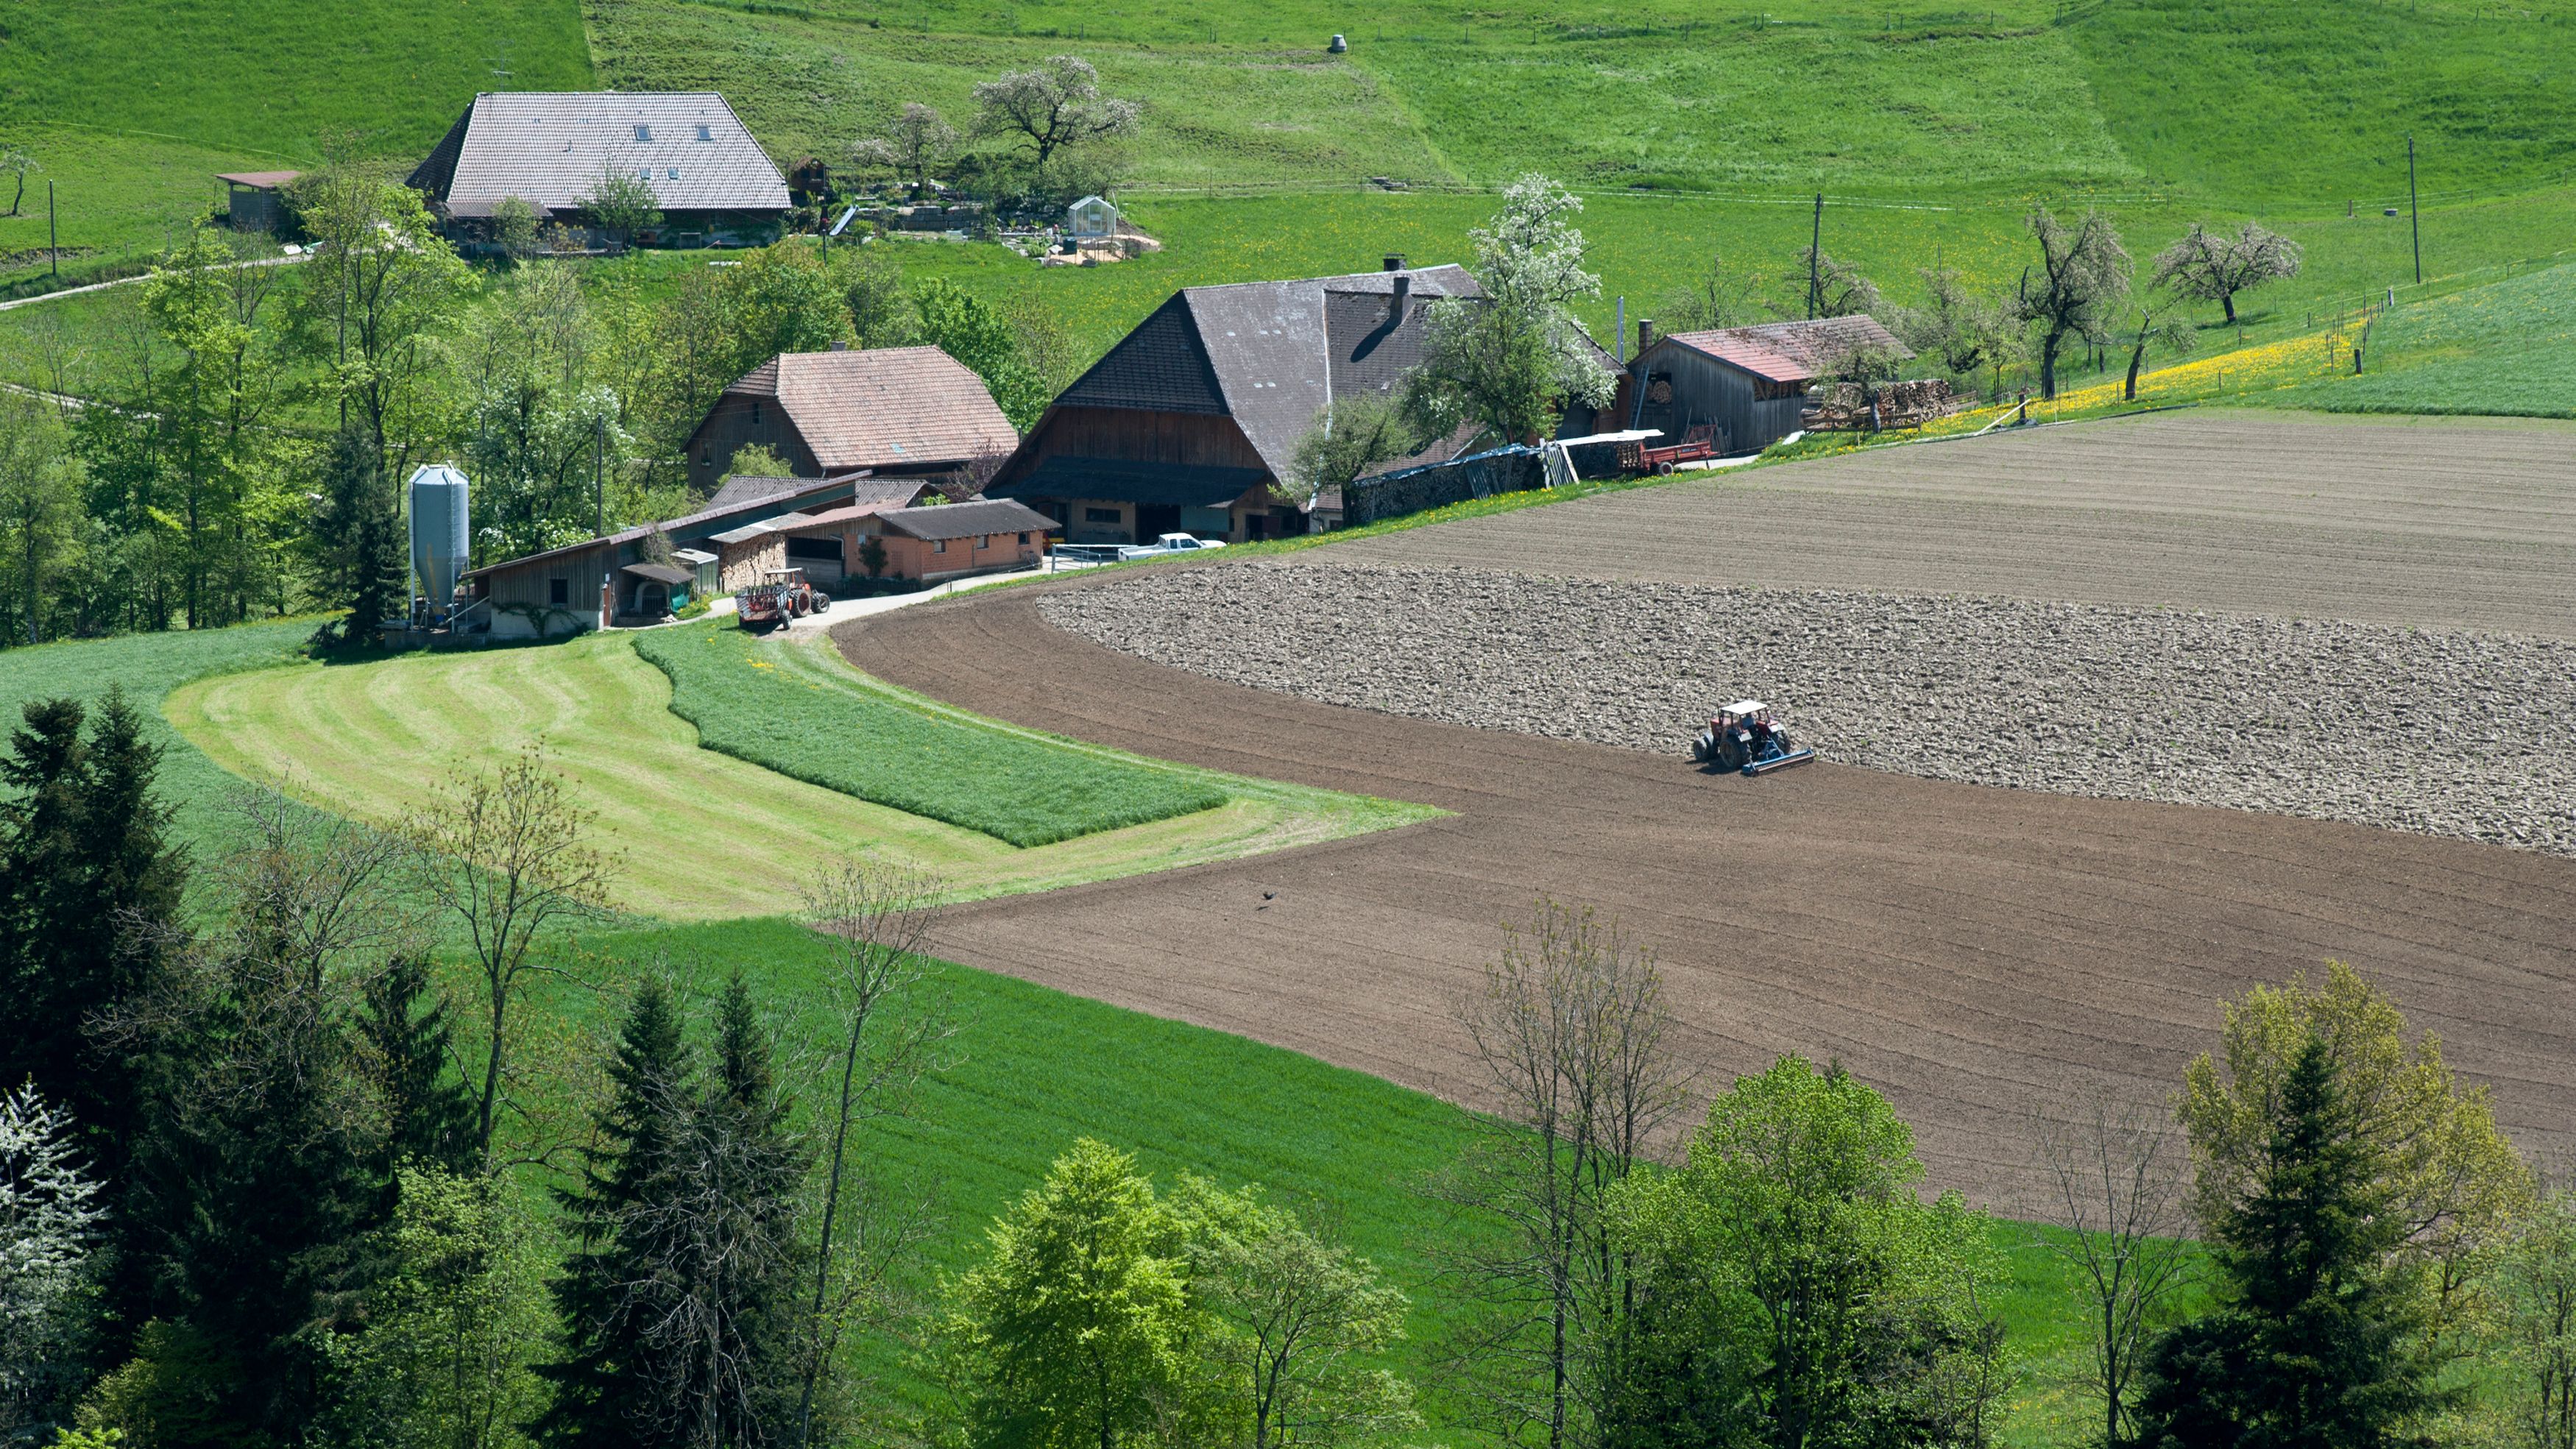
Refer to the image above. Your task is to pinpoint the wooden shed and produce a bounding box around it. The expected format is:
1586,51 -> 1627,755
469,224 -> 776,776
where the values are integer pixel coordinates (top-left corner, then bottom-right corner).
1628,316 -> 1913,456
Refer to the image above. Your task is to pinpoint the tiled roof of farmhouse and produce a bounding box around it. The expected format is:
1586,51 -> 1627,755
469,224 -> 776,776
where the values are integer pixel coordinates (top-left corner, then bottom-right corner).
1663,315 -> 1914,384
1050,264 -> 1484,480
878,497 -> 1057,542
408,92 -> 788,218
724,347 -> 1019,474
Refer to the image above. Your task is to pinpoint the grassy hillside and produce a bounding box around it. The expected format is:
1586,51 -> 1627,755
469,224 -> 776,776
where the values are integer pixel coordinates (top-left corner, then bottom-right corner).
0,0 -> 594,160
545,914 -> 2138,1443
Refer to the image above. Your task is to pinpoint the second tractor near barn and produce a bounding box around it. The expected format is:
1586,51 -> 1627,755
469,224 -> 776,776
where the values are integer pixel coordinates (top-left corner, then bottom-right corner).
736,568 -> 829,629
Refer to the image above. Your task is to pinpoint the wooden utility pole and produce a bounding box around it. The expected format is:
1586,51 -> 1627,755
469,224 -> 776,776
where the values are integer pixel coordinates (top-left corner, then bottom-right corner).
2407,133 -> 2422,284
1807,191 -> 1823,319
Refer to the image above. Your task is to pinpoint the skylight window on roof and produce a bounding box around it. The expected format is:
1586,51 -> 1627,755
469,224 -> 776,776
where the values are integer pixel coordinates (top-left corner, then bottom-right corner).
668,167 -> 681,180
634,124 -> 653,141
696,124 -> 713,141
638,169 -> 652,182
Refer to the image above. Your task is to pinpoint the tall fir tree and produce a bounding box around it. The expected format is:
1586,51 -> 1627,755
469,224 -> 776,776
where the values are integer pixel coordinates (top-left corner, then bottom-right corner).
0,688 -> 186,1180
359,956 -> 482,1179
698,972 -> 813,1449
121,920 -> 384,1443
314,428 -> 408,644
2133,1038 -> 2446,1449
538,977 -> 696,1449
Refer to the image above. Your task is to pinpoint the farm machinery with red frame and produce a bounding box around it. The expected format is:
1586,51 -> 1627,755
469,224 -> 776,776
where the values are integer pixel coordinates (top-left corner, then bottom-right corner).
1692,701 -> 1815,776
735,567 -> 829,629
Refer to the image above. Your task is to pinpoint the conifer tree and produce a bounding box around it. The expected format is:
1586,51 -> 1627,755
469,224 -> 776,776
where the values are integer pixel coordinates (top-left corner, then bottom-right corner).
360,957 -> 481,1179
538,978 -> 696,1449
2133,1038 -> 2446,1448
0,689 -> 185,1179
693,972 -> 813,1448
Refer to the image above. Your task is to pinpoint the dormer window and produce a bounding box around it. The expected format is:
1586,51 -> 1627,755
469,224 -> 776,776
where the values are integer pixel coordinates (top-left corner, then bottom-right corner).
634,124 -> 653,141
696,124 -> 713,141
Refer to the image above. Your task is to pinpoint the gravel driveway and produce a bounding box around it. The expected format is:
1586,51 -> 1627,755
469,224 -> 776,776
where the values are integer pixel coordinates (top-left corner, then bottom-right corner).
1041,561 -> 2576,858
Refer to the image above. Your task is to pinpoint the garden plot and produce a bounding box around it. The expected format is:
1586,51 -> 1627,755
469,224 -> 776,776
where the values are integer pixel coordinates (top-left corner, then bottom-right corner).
1041,562 -> 2576,857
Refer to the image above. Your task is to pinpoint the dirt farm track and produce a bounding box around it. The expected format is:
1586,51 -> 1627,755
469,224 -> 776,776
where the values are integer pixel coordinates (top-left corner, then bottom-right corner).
836,413 -> 2576,1216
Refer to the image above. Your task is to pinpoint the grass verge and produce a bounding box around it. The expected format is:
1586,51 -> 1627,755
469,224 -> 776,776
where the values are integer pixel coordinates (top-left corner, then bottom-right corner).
633,618 -> 1226,845
539,915 -> 2161,1441
165,628 -> 1434,920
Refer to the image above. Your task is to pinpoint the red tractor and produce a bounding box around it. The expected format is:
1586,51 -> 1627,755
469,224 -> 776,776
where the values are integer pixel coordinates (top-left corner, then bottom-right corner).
735,567 -> 828,629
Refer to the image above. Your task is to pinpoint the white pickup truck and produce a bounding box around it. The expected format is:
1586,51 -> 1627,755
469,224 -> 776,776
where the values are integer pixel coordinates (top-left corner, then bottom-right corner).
1116,532 -> 1229,561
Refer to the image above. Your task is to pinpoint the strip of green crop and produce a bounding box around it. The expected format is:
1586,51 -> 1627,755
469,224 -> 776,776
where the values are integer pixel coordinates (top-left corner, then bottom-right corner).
631,620 -> 1228,847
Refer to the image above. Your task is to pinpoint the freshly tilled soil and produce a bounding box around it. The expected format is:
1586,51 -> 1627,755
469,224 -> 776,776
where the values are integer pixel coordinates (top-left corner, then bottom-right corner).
1040,563 -> 2576,858
834,584 -> 2576,1217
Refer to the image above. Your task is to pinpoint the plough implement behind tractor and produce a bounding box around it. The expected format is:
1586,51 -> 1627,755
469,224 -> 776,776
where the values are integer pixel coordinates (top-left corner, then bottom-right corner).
1692,701 -> 1816,776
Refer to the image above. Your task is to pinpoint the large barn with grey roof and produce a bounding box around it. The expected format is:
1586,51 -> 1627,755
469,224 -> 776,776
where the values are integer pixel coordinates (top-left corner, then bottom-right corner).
409,92 -> 790,249
988,259 -> 1484,545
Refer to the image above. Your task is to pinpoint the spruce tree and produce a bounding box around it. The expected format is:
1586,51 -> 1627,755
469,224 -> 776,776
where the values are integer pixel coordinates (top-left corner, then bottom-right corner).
698,972 -> 813,1449
359,956 -> 482,1178
2133,1038 -> 2444,1449
316,428 -> 408,644
122,913 -> 383,1442
538,978 -> 696,1449
0,689 -> 185,1177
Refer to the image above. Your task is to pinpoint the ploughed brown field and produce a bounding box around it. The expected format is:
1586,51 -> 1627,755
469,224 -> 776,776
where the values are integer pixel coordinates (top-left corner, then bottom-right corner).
837,589 -> 2576,1217
1338,410 -> 2576,638
833,411 -> 2576,1215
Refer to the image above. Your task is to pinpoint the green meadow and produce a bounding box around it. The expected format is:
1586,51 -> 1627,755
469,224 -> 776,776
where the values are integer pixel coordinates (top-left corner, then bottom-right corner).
633,619 -> 1231,846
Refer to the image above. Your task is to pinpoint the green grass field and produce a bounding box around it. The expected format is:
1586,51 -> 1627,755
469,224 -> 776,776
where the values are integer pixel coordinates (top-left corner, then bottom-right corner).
632,619 -> 1225,845
0,619 -> 316,855
2296,258 -> 2576,417
166,626 -> 1433,918
562,914 -> 2159,1443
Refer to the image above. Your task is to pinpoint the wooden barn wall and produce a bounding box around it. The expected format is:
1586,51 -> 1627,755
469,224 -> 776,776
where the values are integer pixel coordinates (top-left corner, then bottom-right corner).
997,405 -> 1270,487
687,394 -> 818,494
1651,344 -> 1809,454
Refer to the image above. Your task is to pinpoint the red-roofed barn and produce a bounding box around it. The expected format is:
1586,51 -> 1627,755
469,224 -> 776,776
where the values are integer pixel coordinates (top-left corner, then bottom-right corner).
1627,315 -> 1911,456
684,346 -> 1020,495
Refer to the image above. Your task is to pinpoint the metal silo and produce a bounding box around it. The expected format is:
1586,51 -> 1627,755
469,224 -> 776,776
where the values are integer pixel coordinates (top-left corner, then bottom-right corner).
407,464 -> 472,611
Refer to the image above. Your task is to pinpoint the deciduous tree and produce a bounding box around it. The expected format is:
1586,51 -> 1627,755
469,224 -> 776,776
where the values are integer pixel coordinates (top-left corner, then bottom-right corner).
869,103 -> 958,196
406,745 -> 618,1165
2030,1088 -> 2199,1449
2151,222 -> 2301,326
1284,392 -> 1419,509
290,171 -> 471,471
914,277 -> 1047,428
1401,175 -> 1618,448
1607,1056 -> 2011,1449
1168,1177 -> 1418,1449
2494,1187 -> 2576,1449
2011,207 -> 2129,399
938,1138 -> 1191,1449
581,168 -> 664,252
1434,897 -> 1688,1449
794,861 -> 952,1448
972,56 -> 1141,180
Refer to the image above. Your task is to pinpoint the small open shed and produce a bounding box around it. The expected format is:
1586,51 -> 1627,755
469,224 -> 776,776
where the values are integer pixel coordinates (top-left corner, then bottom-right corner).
219,171 -> 300,233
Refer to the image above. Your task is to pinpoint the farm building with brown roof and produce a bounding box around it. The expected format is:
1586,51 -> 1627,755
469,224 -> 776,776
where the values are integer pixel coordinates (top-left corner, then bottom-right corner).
408,92 -> 789,249
684,346 -> 1020,496
1627,315 -> 1913,456
988,259 -> 1487,545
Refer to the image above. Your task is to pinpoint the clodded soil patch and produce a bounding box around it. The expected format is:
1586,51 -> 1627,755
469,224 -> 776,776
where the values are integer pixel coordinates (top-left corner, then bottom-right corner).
1041,562 -> 2576,857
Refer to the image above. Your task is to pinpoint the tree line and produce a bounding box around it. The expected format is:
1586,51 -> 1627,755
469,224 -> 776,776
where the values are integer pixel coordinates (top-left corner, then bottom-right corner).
1654,211 -> 2303,403
0,159 -> 1068,652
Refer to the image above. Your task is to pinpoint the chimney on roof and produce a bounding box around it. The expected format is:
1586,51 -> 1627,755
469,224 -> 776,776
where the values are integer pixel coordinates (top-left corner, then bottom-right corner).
1382,253 -> 1405,272
1391,271 -> 1410,312
1637,319 -> 1656,355
828,340 -> 850,351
